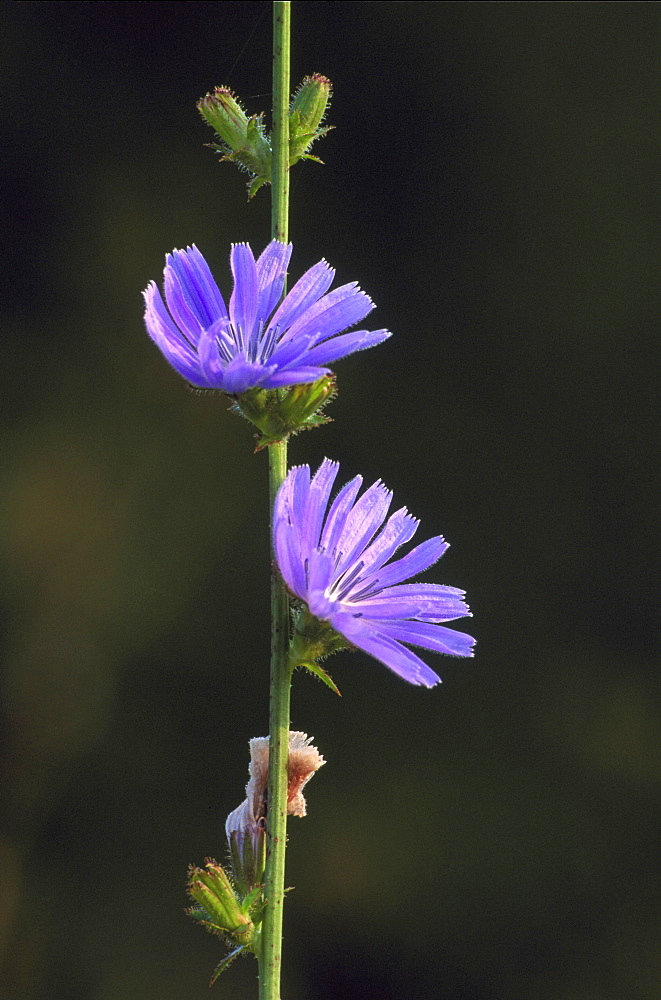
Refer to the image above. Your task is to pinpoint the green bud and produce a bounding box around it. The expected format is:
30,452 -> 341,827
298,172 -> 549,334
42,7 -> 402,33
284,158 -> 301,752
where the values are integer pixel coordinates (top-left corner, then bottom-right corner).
233,375 -> 336,450
197,87 -> 250,151
186,860 -> 255,945
289,74 -> 333,166
197,87 -> 272,198
290,73 -> 332,134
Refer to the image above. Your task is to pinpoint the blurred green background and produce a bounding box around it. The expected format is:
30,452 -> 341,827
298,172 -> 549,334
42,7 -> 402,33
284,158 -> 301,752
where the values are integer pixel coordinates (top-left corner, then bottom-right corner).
1,2 -> 659,998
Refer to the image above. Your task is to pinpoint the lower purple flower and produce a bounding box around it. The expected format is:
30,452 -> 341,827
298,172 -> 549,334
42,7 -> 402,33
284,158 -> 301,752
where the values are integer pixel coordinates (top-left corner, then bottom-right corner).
274,459 -> 475,687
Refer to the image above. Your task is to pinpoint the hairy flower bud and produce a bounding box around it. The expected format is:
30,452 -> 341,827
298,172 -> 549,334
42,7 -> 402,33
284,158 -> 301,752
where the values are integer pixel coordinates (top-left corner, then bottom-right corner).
197,87 -> 272,197
186,859 -> 255,948
197,87 -> 251,153
288,73 -> 333,166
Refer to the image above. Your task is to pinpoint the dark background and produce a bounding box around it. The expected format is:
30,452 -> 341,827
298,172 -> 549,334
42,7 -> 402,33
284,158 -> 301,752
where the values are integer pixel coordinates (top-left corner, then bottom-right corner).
1,2 -> 659,998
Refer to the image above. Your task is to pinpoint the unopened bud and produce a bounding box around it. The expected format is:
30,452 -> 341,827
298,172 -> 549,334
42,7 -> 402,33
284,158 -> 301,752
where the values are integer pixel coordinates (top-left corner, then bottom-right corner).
186,859 -> 255,945
198,88 -> 250,151
289,74 -> 333,166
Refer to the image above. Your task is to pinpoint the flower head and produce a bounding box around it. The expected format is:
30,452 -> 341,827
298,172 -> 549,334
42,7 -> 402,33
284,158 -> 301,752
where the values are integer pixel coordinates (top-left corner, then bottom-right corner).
274,459 -> 475,687
143,241 -> 390,394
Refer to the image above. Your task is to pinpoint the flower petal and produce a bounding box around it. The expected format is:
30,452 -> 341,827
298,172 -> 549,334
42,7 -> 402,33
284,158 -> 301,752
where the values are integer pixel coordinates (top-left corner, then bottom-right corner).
143,282 -> 208,386
280,283 -> 375,349
255,240 -> 292,322
333,481 -> 393,578
269,328 -> 321,367
164,246 -> 228,338
269,259 -> 336,333
277,464 -> 312,546
301,328 -> 392,366
182,245 -> 229,324
353,508 -> 420,581
356,583 -> 470,622
301,459 -> 340,554
332,614 -> 442,687
229,243 -> 259,347
274,514 -> 307,599
274,464 -> 315,598
260,366 -> 330,388
373,620 -> 476,657
369,536 -> 450,589
219,356 -> 276,394
306,549 -> 337,619
197,327 -> 226,385
320,475 -> 363,557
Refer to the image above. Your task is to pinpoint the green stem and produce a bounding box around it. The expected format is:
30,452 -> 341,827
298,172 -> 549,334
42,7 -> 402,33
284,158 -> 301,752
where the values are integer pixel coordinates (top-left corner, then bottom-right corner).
271,1 -> 290,244
261,5 -> 291,1000
262,440 -> 291,1000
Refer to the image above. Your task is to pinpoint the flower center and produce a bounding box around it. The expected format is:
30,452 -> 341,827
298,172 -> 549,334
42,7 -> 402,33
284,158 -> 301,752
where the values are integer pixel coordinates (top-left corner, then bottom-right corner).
212,320 -> 281,365
326,558 -> 383,605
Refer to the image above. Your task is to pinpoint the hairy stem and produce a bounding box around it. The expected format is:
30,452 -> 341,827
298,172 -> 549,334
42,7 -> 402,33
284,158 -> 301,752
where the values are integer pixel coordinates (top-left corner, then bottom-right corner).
261,4 -> 291,1000
270,1 -> 290,244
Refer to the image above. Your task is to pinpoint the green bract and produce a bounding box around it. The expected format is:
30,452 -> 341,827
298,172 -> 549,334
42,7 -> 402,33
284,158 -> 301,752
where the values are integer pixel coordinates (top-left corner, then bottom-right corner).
234,375 -> 336,450
186,860 -> 262,984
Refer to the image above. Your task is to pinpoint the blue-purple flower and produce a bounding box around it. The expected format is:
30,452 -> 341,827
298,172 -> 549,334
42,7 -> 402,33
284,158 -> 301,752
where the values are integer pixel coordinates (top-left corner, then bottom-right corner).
143,241 -> 390,394
274,459 -> 475,687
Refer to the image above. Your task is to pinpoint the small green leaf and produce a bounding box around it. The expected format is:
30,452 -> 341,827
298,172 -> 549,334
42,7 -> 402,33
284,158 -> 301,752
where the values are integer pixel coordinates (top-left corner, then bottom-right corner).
299,660 -> 342,696
209,945 -> 246,985
247,174 -> 270,200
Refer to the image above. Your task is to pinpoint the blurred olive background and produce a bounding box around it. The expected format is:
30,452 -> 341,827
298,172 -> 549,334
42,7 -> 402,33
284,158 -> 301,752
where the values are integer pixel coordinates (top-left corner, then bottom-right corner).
1,2 -> 659,998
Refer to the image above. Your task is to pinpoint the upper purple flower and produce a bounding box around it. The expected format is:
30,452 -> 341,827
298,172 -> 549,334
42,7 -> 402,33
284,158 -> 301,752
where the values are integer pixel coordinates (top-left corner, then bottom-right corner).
143,241 -> 391,394
274,459 -> 475,687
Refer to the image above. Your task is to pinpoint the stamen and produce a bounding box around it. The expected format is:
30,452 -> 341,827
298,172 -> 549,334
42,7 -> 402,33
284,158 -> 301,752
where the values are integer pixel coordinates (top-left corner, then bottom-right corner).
248,319 -> 265,363
258,323 -> 281,362
231,322 -> 245,352
348,580 -> 383,602
331,560 -> 365,601
215,333 -> 234,363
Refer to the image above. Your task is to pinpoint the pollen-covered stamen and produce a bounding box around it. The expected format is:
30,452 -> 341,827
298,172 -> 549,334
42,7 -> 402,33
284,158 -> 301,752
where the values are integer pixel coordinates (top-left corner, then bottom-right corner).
347,579 -> 383,602
227,321 -> 246,353
256,322 -> 281,363
246,319 -> 264,363
329,560 -> 366,602
215,331 -> 235,363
